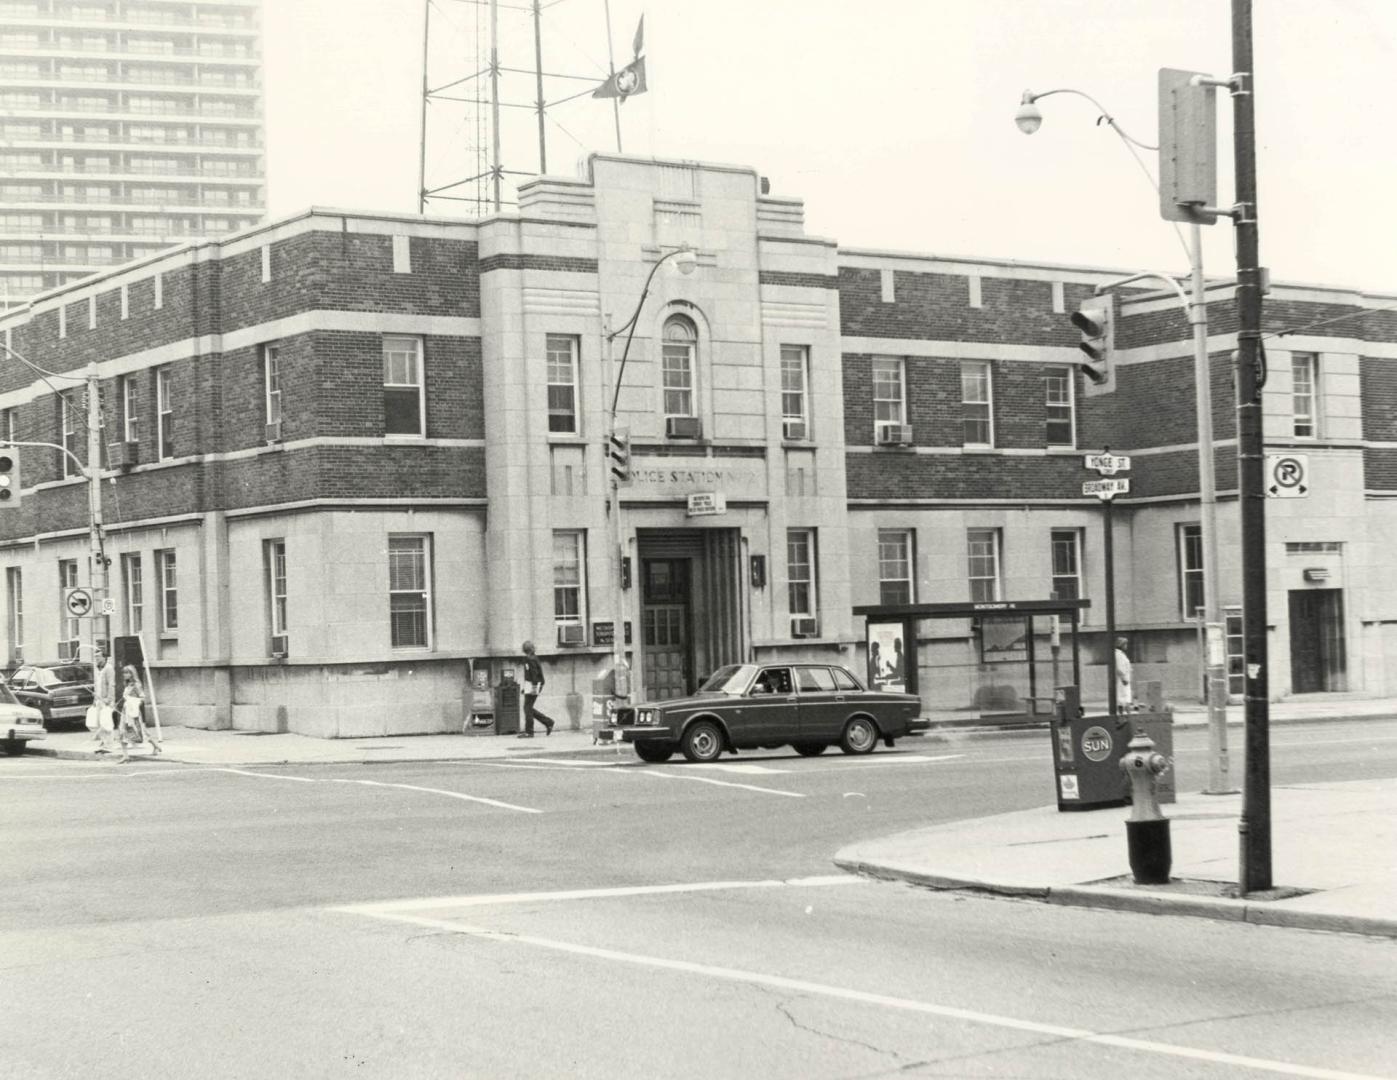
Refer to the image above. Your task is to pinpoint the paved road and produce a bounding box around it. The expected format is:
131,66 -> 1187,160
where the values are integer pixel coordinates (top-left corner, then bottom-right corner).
4,721 -> 1396,1078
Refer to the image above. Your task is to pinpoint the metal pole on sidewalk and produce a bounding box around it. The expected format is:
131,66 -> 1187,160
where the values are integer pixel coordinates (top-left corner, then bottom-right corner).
1104,494 -> 1118,718
1230,0 -> 1271,893
1188,224 -> 1234,794
85,368 -> 108,659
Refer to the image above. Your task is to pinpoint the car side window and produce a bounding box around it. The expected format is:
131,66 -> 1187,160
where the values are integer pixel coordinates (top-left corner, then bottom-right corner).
831,667 -> 860,691
11,667 -> 32,688
796,666 -> 836,693
755,667 -> 793,695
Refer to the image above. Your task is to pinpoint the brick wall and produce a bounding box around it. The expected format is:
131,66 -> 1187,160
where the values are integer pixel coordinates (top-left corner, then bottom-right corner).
844,450 -> 1086,501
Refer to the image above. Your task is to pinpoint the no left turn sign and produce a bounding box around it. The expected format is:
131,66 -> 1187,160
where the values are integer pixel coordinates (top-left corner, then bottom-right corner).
63,587 -> 93,618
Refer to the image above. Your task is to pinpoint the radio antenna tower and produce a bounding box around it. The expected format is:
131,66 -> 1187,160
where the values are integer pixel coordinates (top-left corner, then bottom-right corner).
417,0 -> 616,215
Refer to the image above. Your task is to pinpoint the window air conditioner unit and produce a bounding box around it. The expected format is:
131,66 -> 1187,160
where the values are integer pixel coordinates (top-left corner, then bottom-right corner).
557,623 -> 586,646
110,441 -> 139,470
791,616 -> 820,638
270,634 -> 288,659
876,423 -> 912,446
265,419 -> 282,443
782,419 -> 807,441
665,415 -> 702,440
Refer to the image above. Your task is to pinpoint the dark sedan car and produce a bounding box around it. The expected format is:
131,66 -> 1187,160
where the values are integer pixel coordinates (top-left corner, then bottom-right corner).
8,662 -> 94,729
608,662 -> 928,764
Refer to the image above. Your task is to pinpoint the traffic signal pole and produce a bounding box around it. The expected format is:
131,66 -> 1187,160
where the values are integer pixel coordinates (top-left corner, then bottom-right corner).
1229,0 -> 1271,894
86,366 -> 110,659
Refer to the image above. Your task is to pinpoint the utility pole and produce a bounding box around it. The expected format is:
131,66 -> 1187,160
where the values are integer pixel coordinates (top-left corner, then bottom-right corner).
1230,0 -> 1271,894
532,0 -> 547,174
85,366 -> 109,657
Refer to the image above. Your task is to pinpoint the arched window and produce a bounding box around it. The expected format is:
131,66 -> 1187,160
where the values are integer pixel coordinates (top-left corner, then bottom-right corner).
661,315 -> 696,418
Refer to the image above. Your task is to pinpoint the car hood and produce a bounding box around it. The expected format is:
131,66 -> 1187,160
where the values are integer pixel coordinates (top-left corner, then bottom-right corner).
0,703 -> 45,722
632,691 -> 738,713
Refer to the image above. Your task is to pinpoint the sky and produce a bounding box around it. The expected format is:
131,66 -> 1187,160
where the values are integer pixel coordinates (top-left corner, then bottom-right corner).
262,0 -> 1397,293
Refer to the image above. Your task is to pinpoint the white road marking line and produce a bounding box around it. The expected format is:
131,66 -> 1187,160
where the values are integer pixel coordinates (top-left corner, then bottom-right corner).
213,768 -> 540,813
327,777 -> 541,814
814,754 -> 965,771
343,907 -> 1389,1080
688,763 -> 792,775
337,875 -> 862,915
631,769 -> 806,797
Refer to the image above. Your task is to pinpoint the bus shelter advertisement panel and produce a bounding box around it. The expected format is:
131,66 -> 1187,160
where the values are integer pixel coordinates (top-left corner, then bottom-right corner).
866,622 -> 908,693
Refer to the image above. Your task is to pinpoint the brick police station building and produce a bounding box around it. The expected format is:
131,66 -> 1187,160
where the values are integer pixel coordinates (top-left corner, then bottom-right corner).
1,154 -> 1394,736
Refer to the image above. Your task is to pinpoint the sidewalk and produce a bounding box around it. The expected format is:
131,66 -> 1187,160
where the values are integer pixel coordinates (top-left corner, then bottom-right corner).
836,779 -> 1397,940
24,723 -> 627,766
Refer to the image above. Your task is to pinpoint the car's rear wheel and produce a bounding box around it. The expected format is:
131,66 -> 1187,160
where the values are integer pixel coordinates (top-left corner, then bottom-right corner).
839,717 -> 879,755
793,742 -> 826,757
681,720 -> 724,763
2,738 -> 25,757
633,740 -> 675,763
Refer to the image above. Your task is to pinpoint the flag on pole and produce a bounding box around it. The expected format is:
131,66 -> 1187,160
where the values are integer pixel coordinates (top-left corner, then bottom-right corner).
593,15 -> 647,101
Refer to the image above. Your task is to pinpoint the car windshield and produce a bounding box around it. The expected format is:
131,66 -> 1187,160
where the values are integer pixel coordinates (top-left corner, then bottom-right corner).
38,666 -> 88,688
697,664 -> 757,695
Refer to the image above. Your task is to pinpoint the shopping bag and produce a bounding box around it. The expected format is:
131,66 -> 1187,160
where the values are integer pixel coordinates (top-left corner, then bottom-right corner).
98,706 -> 115,732
84,705 -> 99,731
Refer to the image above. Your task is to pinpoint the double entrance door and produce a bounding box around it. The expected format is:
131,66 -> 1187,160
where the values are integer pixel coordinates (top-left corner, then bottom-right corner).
637,529 -> 746,701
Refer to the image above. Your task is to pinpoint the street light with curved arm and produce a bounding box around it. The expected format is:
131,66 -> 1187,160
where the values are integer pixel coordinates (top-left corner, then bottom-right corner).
601,243 -> 697,699
606,244 -> 697,418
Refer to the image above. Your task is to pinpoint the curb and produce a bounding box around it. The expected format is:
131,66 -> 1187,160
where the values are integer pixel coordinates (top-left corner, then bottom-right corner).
22,743 -> 628,767
834,860 -> 1397,940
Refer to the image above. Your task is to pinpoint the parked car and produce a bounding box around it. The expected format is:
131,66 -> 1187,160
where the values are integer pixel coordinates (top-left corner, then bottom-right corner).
608,662 -> 928,763
8,662 -> 94,730
0,681 -> 47,756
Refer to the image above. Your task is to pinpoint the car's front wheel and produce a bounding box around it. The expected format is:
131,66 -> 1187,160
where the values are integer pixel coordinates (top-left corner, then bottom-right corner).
793,742 -> 826,757
633,740 -> 675,763
2,738 -> 25,757
839,717 -> 879,755
681,720 -> 724,763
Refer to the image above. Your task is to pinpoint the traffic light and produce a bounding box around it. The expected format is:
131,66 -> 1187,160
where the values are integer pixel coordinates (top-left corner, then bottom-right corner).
608,429 -> 631,485
0,446 -> 20,508
1070,299 -> 1115,392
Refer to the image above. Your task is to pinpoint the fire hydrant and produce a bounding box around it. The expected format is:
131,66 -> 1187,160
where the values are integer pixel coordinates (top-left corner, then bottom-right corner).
1120,730 -> 1172,884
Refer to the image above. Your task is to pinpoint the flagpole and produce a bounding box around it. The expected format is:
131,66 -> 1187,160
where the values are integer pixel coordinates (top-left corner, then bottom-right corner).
489,0 -> 502,210
602,0 -> 623,151
532,0 -> 547,173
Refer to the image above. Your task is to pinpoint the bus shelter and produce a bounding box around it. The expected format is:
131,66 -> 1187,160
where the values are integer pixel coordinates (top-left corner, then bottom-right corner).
852,599 -> 1091,723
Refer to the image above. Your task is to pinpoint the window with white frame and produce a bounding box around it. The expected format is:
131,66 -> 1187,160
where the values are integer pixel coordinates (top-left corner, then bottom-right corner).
961,361 -> 994,447
1045,366 -> 1075,447
661,316 -> 696,418
155,548 -> 177,633
780,345 -> 809,436
1177,523 -> 1205,620
121,552 -> 143,634
264,539 -> 287,646
1050,529 -> 1083,601
6,566 -> 22,665
157,366 -> 174,459
121,373 -> 138,444
967,528 -> 1002,603
383,336 -> 425,436
552,530 -> 585,630
545,334 -> 579,434
1292,352 -> 1318,438
61,391 -> 80,479
58,558 -> 79,659
388,535 -> 431,648
872,356 -> 905,432
878,528 -> 914,606
263,343 -> 281,431
787,528 -> 816,617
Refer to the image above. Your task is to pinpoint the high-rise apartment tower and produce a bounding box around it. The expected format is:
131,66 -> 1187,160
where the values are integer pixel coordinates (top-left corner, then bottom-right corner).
0,0 -> 265,309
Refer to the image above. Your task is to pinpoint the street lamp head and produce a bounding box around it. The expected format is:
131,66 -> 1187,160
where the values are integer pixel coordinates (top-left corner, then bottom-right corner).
1014,91 -> 1043,135
672,244 -> 698,276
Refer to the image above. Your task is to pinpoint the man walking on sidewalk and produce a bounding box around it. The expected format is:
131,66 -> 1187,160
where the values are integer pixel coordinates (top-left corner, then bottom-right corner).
518,641 -> 556,738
